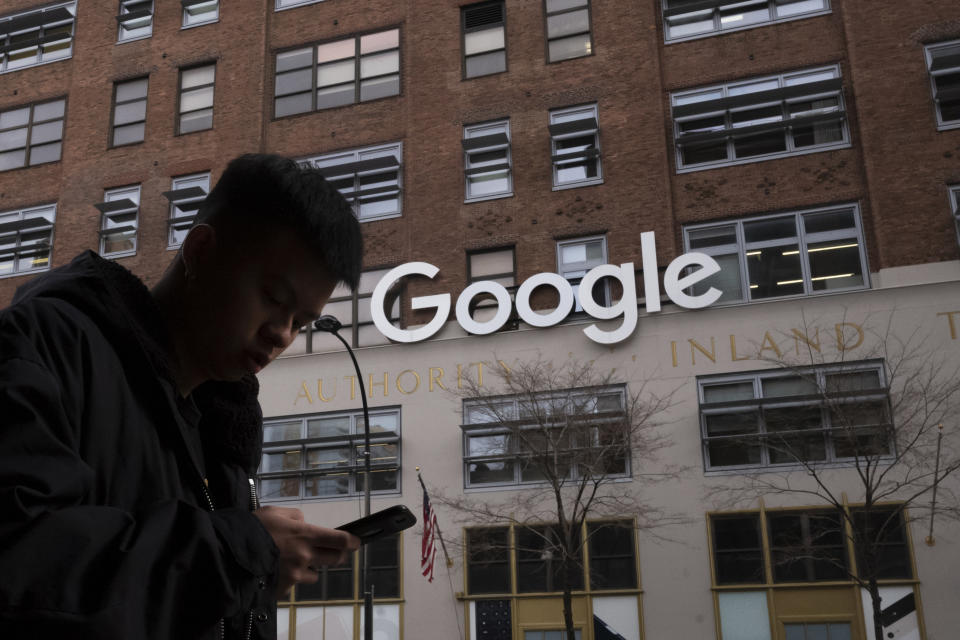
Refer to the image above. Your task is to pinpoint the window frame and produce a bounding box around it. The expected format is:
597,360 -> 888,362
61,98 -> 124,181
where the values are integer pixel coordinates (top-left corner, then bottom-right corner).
466,246 -> 518,328
697,360 -> 892,473
181,0 -> 219,29
462,1 -> 507,80
671,65 -> 849,172
116,0 -> 154,43
924,39 -> 960,130
177,63 -> 216,135
301,141 -> 403,222
682,203 -> 870,306
557,235 -> 608,311
543,0 -> 593,63
661,0 -> 832,44
273,27 -> 401,119
549,103 -> 602,190
258,408 -> 402,503
96,184 -> 140,258
110,77 -> 148,148
163,172 -> 210,249
463,119 -> 513,202
0,1 -> 76,74
461,385 -> 629,490
0,202 -> 56,278
950,185 -> 960,247
0,97 -> 66,172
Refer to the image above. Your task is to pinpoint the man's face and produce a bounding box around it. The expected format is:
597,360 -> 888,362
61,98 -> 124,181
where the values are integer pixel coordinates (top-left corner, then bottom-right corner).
185,224 -> 338,382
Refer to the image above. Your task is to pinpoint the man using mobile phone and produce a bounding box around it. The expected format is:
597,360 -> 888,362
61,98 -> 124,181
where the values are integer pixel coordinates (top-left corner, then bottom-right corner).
0,154 -> 362,639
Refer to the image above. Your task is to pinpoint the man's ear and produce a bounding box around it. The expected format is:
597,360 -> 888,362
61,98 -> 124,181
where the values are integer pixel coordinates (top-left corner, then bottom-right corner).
181,224 -> 217,280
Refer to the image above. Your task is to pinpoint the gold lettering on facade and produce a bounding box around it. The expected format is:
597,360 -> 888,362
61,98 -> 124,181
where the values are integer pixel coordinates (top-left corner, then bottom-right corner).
792,328 -> 821,355
317,379 -> 336,402
938,311 -> 960,340
344,375 -> 358,401
671,341 -> 678,368
396,369 -> 421,395
689,337 -> 716,365
429,367 -> 446,391
835,322 -> 864,351
295,381 -> 313,405
759,331 -> 783,358
729,335 -> 750,361
369,372 -> 389,398
470,361 -> 484,387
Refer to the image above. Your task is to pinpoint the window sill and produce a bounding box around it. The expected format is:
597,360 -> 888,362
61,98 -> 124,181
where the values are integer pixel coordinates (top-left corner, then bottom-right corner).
358,211 -> 402,223
0,266 -> 50,280
936,121 -> 960,131
676,141 -> 852,174
181,19 -> 219,30
464,192 -> 513,204
116,34 -> 153,45
552,178 -> 603,191
0,54 -> 73,75
274,0 -> 326,12
464,474 -> 632,492
703,456 -> 895,476
664,9 -> 833,45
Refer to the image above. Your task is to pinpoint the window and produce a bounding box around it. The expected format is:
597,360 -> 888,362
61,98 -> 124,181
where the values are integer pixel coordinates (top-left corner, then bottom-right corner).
461,386 -> 627,488
163,172 -> 209,248
463,120 -> 512,201
683,204 -> 868,305
0,2 -> 75,73
671,65 -> 848,170
951,185 -> 960,245
544,0 -> 592,62
303,142 -> 402,221
275,0 -> 323,10
258,409 -> 400,501
111,77 -> 148,147
178,64 -> 215,134
711,514 -> 765,584
273,28 -> 400,118
557,236 -> 607,311
662,0 -> 830,42
95,185 -> 140,257
549,104 -> 601,189
852,508 -> 912,579
117,0 -> 153,42
768,510 -> 847,582
924,40 -> 960,130
0,98 -> 65,171
698,361 -> 891,471
279,534 -> 401,640
784,623 -> 851,640
462,1 -> 506,78
182,0 -> 218,28
467,247 -> 517,327
0,203 -> 55,276
465,519 -> 636,595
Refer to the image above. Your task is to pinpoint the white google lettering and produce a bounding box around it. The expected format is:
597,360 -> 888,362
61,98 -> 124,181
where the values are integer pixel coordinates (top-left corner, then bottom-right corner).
371,232 -> 722,345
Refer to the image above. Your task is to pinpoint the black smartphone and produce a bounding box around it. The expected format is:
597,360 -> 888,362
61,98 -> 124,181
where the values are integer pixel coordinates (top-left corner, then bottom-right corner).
336,504 -> 417,545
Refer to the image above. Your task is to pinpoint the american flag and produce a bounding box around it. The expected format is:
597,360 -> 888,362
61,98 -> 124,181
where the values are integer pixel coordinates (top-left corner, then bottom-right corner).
420,486 -> 438,582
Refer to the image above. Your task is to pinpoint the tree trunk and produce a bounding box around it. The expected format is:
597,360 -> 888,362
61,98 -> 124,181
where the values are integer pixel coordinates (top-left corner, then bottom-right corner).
562,580 -> 576,640
868,577 -> 884,640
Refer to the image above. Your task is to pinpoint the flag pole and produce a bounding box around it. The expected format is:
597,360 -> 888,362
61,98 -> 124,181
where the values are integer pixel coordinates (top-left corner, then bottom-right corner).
417,467 -> 454,568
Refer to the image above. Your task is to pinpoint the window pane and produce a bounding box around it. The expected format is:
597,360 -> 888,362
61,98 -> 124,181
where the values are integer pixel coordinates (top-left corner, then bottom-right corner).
360,75 -> 399,102
360,51 -> 398,78
318,38 -> 355,63
703,381 -> 755,403
181,66 -> 215,88
762,376 -> 818,397
0,128 -> 28,151
469,460 -> 514,484
688,225 -> 737,249
114,100 -> 146,126
260,476 -> 299,499
265,421 -> 302,442
33,99 -> 66,121
276,47 -> 313,72
719,2 -> 771,29
28,142 -> 61,165
466,50 -> 506,77
308,416 -> 351,438
467,528 -> 510,594
113,123 -> 145,146
305,474 -> 350,496
681,139 -> 728,165
777,0 -> 827,17
470,249 -> 513,278
547,0 -> 587,11
718,591 -> 771,640
181,86 -> 214,112
275,68 -> 312,96
734,130 -> 787,158
746,245 -> 804,298
318,59 -> 355,87
317,85 -> 356,109
30,121 -> 62,145
808,240 -> 864,291
713,516 -> 764,584
691,253 -> 742,303
180,109 -> 212,133
360,29 -> 398,54
547,9 -> 589,38
588,522 -> 636,589
464,27 -> 504,55
307,447 -> 351,469
116,79 -> 148,102
262,450 -> 302,472
275,93 -> 312,117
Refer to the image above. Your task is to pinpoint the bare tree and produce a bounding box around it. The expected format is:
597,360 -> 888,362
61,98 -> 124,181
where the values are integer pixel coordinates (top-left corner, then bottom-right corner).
434,355 -> 680,640
706,315 -> 960,640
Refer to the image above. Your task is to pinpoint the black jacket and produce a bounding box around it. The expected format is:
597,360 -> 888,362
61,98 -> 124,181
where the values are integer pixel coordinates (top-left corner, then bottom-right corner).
0,251 -> 279,639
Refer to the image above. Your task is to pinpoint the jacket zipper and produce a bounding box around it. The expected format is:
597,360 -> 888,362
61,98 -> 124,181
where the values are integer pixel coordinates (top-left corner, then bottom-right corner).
200,479 -> 226,640
245,479 -> 260,640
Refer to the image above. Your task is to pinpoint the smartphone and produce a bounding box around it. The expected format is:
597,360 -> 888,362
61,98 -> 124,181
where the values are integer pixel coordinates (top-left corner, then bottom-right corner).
336,505 -> 417,544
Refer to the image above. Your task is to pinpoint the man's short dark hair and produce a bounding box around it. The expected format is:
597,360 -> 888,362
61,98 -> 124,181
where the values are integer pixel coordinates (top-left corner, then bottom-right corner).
195,153 -> 363,289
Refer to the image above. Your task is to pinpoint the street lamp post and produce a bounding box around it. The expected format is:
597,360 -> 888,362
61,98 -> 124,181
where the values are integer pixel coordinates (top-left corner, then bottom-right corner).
312,315 -> 374,640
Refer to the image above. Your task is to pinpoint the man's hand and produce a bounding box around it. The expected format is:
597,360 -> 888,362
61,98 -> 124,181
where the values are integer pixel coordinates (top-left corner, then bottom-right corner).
254,506 -> 361,598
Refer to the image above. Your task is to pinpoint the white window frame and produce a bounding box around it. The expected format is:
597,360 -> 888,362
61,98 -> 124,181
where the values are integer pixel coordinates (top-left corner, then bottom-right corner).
301,142 -> 403,222
461,386 -> 628,489
924,39 -> 960,131
671,65 -> 849,172
463,120 -> 512,202
0,203 -> 55,278
697,361 -> 892,473
0,1 -> 75,74
181,0 -> 219,29
662,0 -> 831,43
0,97 -> 66,172
97,185 -> 140,258
549,103 -> 602,190
950,185 -> 960,247
682,203 -> 870,305
557,235 -> 608,311
117,0 -> 154,43
275,0 -> 325,11
258,408 -> 401,502
164,172 -> 209,249
273,28 -> 401,118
